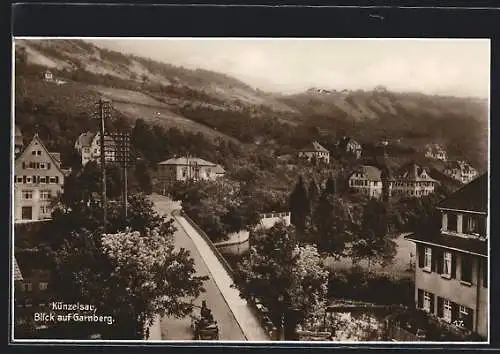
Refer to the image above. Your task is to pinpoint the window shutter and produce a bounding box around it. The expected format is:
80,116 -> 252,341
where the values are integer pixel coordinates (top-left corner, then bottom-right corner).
451,302 -> 459,323
465,310 -> 473,330
22,161 -> 25,169
418,245 -> 424,268
47,162 -> 51,170
437,297 -> 444,318
430,294 -> 435,314
462,216 -> 468,234
417,289 -> 423,309
451,252 -> 457,279
431,247 -> 437,272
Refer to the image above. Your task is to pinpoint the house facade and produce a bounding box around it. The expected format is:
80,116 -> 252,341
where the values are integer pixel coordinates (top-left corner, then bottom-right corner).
348,165 -> 384,198
74,131 -> 117,167
157,157 -> 225,187
406,174 -> 488,339
444,160 -> 478,185
391,162 -> 439,198
15,125 -> 24,156
298,141 -> 330,164
43,70 -> 53,82
425,144 -> 448,162
338,136 -> 362,159
13,134 -> 65,222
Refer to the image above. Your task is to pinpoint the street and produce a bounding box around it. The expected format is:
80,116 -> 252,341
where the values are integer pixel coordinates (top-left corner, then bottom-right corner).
148,194 -> 246,340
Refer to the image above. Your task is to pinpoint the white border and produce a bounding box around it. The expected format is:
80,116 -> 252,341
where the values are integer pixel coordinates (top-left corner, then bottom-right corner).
10,37 -> 491,345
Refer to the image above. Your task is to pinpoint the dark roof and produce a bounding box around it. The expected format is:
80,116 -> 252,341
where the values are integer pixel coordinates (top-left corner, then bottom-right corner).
300,141 -> 329,153
14,257 -> 23,281
437,173 -> 488,213
396,162 -> 437,182
350,165 -> 382,181
405,231 -> 487,257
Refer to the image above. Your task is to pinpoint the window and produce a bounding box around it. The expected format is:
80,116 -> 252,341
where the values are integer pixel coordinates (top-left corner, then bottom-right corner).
424,247 -> 432,271
448,213 -> 458,232
39,282 -> 48,291
461,255 -> 473,283
40,204 -> 51,215
22,190 -> 33,199
40,190 -> 52,200
40,177 -> 46,183
26,177 -> 32,183
442,251 -> 452,277
37,150 -> 41,156
467,216 -> 478,234
40,163 -> 45,169
17,177 -> 22,183
443,300 -> 452,323
49,177 -> 56,183
25,298 -> 33,308
31,150 -> 36,155
458,305 -> 473,330
25,282 -> 33,292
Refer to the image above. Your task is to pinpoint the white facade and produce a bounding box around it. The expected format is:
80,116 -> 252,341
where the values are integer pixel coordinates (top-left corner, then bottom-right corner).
258,212 -> 291,229
444,161 -> 478,184
75,132 -> 117,167
348,166 -> 383,198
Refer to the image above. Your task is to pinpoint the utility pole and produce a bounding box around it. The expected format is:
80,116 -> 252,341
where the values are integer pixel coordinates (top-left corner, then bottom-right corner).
108,132 -> 131,217
96,98 -> 112,231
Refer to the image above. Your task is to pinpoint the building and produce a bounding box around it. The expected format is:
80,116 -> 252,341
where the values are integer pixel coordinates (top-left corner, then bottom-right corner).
424,144 -> 448,162
14,265 -> 52,334
444,160 -> 478,185
43,70 -> 53,82
14,125 -> 24,156
298,141 -> 330,164
258,211 -> 291,229
14,257 -> 23,282
391,162 -> 439,198
74,131 -> 117,167
406,173 -> 488,338
156,156 -> 225,186
337,136 -> 362,159
13,134 -> 65,222
348,165 -> 384,198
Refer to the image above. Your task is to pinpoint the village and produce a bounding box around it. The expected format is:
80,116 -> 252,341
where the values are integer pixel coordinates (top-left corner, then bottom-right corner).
12,40 -> 489,344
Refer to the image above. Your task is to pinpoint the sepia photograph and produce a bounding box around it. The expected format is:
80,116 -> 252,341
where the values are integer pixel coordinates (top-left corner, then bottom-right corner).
11,37 -> 489,343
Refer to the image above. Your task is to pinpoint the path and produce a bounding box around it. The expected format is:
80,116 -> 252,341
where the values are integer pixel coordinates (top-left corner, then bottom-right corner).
175,214 -> 269,341
148,194 -> 246,341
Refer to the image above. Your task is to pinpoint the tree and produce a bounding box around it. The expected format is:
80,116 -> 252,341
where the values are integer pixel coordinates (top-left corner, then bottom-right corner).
233,221 -> 329,340
312,194 -> 359,255
289,176 -> 309,236
48,194 -> 208,339
134,160 -> 152,194
351,199 -> 397,271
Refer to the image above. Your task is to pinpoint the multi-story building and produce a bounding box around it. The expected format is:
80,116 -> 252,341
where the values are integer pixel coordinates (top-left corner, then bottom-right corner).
298,141 -> 330,164
444,160 -> 479,185
157,156 -> 225,187
391,162 -> 439,198
337,136 -> 362,159
406,173 -> 488,338
14,125 -> 24,156
74,131 -> 117,167
13,134 -> 65,222
425,144 -> 448,162
43,70 -> 53,82
348,165 -> 384,198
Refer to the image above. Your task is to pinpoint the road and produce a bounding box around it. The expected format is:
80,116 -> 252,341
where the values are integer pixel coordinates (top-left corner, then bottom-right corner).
148,194 -> 246,341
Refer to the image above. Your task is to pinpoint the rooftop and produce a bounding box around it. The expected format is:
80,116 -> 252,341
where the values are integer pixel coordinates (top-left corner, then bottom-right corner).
76,131 -> 117,148
406,231 -> 487,257
437,173 -> 488,213
300,141 -> 329,153
158,156 -> 218,167
396,162 -> 438,182
352,165 -> 382,181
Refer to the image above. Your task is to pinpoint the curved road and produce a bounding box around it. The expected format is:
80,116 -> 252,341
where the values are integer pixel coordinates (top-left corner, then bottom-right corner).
149,195 -> 246,341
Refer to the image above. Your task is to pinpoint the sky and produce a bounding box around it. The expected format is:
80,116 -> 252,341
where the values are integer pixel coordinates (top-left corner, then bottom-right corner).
89,38 -> 490,98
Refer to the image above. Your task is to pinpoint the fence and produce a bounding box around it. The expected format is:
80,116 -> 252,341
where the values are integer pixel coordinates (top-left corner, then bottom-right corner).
178,211 -> 272,340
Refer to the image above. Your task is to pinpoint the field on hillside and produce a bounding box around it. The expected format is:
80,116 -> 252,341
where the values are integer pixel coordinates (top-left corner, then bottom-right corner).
325,233 -> 416,280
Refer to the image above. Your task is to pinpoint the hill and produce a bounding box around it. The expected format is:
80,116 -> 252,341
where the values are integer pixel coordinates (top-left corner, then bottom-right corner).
14,38 -> 488,171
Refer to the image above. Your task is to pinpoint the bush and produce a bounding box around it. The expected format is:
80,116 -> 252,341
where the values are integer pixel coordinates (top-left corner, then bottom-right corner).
327,267 -> 414,306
